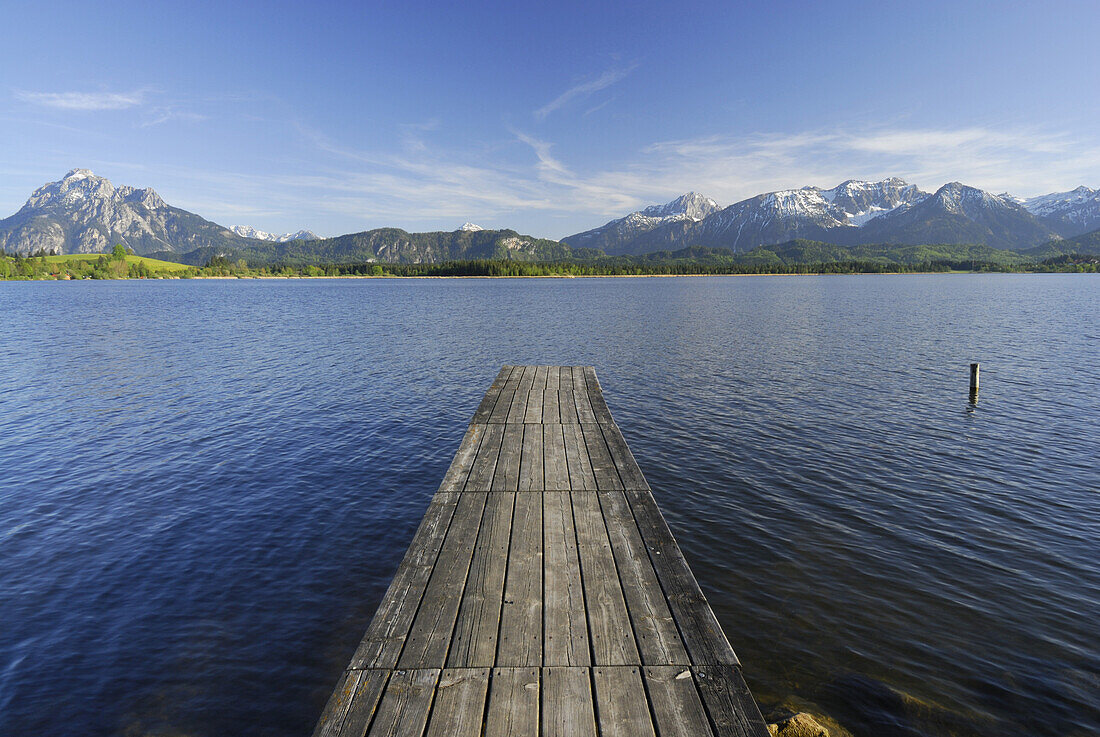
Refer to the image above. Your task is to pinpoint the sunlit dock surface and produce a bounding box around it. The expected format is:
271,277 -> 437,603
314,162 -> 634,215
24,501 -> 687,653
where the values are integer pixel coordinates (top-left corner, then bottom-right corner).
313,366 -> 768,736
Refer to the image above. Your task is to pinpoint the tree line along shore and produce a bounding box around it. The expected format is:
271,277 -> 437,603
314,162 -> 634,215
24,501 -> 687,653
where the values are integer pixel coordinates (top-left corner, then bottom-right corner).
2,244 -> 1097,280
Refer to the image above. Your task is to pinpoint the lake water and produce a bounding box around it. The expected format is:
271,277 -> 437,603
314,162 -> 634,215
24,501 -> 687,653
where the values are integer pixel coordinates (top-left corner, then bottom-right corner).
1,275 -> 1097,737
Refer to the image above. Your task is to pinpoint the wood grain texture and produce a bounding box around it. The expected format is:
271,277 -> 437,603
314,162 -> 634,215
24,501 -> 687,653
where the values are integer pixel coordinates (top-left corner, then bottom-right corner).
423,668 -> 490,737
366,669 -> 439,737
593,666 -> 657,737
465,423 -> 505,491
562,423 -> 597,490
496,493 -> 543,665
643,666 -> 713,737
439,424 -> 484,492
491,423 -> 524,491
337,670 -> 391,737
624,488 -> 739,666
543,491 -> 590,666
694,666 -> 770,737
484,667 -> 540,737
581,423 -> 623,490
572,492 -> 639,665
518,424 -> 544,491
542,423 -> 570,491
447,492 -> 514,668
398,493 -> 487,668
599,489 -> 689,665
542,667 -> 597,737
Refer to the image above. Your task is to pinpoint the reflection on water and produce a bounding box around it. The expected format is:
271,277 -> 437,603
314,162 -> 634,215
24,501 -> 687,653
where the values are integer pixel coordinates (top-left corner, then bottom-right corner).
1,275 -> 1098,737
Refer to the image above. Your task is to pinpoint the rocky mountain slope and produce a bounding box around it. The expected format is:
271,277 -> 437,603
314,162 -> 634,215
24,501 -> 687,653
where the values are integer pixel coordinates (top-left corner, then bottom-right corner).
563,192 -> 720,254
0,169 -> 250,255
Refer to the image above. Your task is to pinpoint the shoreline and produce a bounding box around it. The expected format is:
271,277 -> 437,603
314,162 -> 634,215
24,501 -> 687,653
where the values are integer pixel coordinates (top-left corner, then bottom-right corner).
5,270 -> 1079,282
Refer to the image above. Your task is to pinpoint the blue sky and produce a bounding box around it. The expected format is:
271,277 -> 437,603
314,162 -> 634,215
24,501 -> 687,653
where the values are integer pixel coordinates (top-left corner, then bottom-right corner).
2,0 -> 1098,238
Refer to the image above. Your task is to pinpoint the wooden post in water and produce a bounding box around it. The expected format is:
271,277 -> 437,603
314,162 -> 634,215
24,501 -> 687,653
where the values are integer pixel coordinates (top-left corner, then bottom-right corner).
970,362 -> 980,391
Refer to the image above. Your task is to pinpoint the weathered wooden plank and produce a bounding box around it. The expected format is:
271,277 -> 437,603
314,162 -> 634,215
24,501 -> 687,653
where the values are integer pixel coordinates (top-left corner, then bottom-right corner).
484,667 -> 540,737
365,668 -> 439,737
643,666 -> 713,737
542,424 -> 570,490
497,493 -> 543,665
447,492 -> 514,667
599,489 -> 688,665
491,423 -> 524,491
493,365 -> 514,386
571,366 -> 588,392
593,666 -> 656,737
518,424 -> 544,491
542,667 -> 597,737
562,423 -> 597,491
488,384 -> 517,424
543,492 -> 590,666
423,668 -> 490,737
532,365 -> 549,392
398,493 -> 488,668
312,670 -> 363,737
465,423 -> 505,491
470,367 -> 512,423
337,670 -> 391,737
581,423 -> 623,490
438,424 -> 484,492
587,392 -> 616,426
472,389 -> 501,425
572,492 -> 639,665
693,666 -> 770,737
524,388 -> 543,424
545,366 -> 560,391
542,388 -> 561,424
625,488 -> 739,666
557,389 -> 580,424
507,381 -> 529,423
599,423 -> 649,490
573,388 -> 597,424
351,494 -> 459,669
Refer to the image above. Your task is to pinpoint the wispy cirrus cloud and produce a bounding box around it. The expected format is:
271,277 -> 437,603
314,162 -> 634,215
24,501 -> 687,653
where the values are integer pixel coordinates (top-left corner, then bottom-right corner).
642,125 -> 1100,200
534,63 -> 637,120
97,121 -> 1100,240
15,89 -> 146,111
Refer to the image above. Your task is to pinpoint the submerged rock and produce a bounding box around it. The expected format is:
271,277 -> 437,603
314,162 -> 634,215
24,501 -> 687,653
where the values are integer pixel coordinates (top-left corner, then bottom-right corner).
764,700 -> 854,737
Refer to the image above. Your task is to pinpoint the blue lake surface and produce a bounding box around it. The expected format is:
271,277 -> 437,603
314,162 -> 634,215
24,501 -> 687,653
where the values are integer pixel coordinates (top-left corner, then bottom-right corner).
1,275 -> 1098,736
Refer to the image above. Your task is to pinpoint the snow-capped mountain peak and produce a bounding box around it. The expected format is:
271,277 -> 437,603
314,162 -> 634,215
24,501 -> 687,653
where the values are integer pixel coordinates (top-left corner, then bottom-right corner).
640,192 -> 721,221
230,225 -> 318,242
1021,186 -> 1100,236
459,222 -> 484,232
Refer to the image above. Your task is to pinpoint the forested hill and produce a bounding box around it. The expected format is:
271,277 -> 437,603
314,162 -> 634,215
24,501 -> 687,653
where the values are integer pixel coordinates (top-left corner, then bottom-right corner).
152,228 -> 603,265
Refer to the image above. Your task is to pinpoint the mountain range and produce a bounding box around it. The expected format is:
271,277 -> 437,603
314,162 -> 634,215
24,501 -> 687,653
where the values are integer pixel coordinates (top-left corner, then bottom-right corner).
2,169 -> 1099,264
228,225 -> 319,242
563,179 -> 1098,255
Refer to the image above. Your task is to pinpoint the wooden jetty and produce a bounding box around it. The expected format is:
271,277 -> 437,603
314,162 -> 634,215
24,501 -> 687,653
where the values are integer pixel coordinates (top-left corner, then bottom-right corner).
313,366 -> 769,737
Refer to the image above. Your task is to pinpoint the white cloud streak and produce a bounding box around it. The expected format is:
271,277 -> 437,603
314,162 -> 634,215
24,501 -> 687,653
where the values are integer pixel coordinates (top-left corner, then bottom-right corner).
534,64 -> 636,120
15,90 -> 145,111
82,122 -> 1100,240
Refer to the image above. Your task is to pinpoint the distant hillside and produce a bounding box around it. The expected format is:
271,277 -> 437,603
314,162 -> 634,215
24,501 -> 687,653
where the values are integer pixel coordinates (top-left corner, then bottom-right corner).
594,240 -> 1029,268
1025,226 -> 1100,259
158,227 -> 601,265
